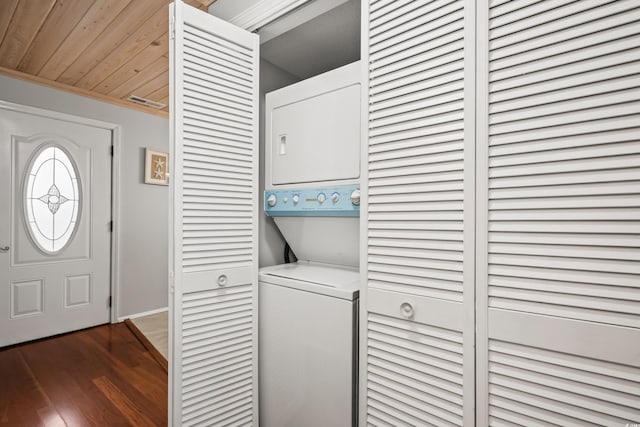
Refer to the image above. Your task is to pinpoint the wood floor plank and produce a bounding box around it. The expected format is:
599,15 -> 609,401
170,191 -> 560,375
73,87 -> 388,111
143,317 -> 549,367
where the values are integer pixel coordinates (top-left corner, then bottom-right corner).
124,318 -> 168,373
93,376 -> 157,427
19,333 -> 126,426
76,328 -> 167,425
0,348 -> 48,426
0,323 -> 167,427
36,406 -> 66,427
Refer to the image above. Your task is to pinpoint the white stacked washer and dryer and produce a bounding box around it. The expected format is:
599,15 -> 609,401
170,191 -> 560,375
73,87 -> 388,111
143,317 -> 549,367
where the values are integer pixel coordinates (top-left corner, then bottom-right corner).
259,61 -> 361,427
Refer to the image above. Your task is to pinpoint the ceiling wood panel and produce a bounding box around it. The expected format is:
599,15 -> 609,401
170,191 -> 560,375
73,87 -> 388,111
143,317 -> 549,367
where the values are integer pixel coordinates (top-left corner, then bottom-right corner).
18,0 -> 94,75
146,85 -> 169,103
57,0 -> 167,86
0,0 -> 57,69
0,0 -> 19,46
109,55 -> 169,100
0,0 -> 215,115
76,3 -> 172,91
95,33 -> 169,95
135,73 -> 169,101
38,0 -> 132,80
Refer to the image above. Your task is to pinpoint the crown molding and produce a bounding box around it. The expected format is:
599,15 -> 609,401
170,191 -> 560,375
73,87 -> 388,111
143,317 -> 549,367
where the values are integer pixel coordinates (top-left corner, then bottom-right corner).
229,0 -> 311,32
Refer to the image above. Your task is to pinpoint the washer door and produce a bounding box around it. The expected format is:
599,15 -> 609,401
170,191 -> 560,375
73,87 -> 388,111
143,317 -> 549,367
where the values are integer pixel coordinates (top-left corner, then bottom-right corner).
259,281 -> 357,427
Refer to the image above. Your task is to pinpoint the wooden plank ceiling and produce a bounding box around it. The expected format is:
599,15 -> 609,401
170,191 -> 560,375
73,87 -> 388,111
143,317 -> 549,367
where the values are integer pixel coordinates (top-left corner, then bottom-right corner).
0,0 -> 215,117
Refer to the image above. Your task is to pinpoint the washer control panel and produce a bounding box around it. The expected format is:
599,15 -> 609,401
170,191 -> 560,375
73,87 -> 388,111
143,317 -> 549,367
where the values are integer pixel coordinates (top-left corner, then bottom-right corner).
265,184 -> 360,217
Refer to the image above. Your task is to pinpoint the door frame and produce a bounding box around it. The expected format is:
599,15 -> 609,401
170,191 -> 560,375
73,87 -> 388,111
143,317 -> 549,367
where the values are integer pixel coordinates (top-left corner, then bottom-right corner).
0,99 -> 122,323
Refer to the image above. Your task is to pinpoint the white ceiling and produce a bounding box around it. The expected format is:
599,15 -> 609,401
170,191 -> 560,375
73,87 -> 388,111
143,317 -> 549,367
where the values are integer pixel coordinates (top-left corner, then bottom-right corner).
210,0 -> 361,80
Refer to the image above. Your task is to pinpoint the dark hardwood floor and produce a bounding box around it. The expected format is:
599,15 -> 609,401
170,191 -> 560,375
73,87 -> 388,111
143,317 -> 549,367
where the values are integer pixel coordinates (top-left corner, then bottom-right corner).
0,323 -> 167,426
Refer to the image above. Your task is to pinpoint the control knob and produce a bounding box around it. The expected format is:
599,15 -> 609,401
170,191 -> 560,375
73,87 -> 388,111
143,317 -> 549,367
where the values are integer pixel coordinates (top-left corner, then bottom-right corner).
267,194 -> 277,207
331,192 -> 340,203
292,194 -> 300,204
350,189 -> 360,206
317,193 -> 326,204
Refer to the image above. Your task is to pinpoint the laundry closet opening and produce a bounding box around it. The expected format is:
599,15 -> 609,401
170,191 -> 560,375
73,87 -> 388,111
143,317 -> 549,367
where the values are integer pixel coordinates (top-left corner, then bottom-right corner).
169,1 -> 362,424
254,2 -> 363,426
255,0 -> 362,268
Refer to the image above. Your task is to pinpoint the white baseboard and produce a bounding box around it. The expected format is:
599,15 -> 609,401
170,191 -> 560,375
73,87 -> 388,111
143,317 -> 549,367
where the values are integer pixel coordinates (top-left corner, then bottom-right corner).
118,306 -> 168,322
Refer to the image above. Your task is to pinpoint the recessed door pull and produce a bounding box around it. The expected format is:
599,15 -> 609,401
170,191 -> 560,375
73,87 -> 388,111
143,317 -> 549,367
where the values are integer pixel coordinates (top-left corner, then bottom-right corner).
400,302 -> 414,319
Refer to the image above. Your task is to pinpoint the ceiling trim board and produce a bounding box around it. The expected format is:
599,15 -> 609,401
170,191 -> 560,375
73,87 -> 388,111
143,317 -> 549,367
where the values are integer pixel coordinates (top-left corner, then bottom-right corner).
229,0 -> 311,32
257,0 -> 349,44
0,65 -> 168,118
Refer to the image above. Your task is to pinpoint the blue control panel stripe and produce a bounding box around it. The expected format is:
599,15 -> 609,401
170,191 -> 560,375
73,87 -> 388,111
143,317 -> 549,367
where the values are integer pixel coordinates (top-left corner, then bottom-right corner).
265,184 -> 360,217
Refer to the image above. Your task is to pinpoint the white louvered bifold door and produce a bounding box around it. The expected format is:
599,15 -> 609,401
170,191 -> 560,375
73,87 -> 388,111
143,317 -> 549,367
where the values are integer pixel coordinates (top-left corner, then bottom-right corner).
169,2 -> 259,426
362,0 -> 475,425
477,1 -> 640,425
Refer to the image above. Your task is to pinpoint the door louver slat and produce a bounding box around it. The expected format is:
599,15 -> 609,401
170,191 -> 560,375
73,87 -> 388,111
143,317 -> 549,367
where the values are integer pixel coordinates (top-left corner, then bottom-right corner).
487,0 -> 640,329
367,313 -> 464,426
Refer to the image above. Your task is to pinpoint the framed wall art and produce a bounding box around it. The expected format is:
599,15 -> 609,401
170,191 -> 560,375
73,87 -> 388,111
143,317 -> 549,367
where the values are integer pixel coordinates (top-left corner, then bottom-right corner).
145,149 -> 169,185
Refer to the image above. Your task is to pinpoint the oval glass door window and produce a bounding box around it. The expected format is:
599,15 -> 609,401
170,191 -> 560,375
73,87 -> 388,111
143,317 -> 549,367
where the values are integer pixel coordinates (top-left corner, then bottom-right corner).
24,145 -> 81,254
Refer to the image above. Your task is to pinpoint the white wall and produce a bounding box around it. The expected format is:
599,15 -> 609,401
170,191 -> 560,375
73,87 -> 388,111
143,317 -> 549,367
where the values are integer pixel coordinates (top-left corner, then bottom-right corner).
258,59 -> 299,267
0,75 -> 169,319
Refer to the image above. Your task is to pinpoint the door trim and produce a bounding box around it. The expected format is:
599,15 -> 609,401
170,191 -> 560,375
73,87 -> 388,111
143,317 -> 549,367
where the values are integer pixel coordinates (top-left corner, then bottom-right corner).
0,99 -> 122,323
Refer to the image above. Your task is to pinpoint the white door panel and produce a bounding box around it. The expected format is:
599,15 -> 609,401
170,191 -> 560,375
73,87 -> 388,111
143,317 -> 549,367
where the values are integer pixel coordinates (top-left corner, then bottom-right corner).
477,0 -> 640,424
362,0 -> 476,424
169,2 -> 259,425
0,106 -> 111,347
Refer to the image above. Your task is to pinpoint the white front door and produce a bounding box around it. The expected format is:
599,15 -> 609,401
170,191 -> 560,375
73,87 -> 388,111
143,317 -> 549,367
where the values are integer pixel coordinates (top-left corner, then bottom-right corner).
0,105 -> 112,347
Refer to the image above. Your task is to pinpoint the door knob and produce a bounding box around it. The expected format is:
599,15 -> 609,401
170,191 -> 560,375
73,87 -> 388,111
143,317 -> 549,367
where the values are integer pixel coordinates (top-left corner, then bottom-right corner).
0,246 -> 9,253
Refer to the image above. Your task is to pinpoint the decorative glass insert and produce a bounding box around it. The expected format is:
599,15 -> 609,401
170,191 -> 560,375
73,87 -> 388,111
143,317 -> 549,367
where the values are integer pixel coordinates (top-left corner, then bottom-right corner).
25,145 -> 81,254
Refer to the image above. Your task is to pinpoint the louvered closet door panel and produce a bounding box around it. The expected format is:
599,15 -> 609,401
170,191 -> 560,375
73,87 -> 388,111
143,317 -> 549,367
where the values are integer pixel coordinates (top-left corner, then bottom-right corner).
170,3 -> 259,426
364,0 -> 475,425
478,0 -> 640,424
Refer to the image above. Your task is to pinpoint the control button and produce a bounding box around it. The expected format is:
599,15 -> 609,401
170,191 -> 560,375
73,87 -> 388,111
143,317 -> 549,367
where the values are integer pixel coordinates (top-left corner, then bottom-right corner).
350,189 -> 360,206
331,192 -> 340,203
267,194 -> 277,207
283,197 -> 288,203
292,194 -> 300,204
317,193 -> 326,204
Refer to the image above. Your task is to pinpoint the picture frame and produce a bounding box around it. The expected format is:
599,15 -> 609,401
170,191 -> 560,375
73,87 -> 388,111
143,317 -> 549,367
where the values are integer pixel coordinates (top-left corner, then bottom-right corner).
145,149 -> 169,185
